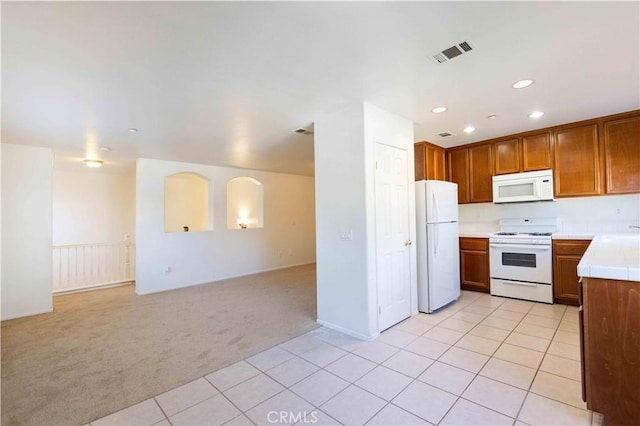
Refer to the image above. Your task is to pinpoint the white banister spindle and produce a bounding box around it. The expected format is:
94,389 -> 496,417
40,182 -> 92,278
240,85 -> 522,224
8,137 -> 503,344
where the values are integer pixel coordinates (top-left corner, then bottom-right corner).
52,237 -> 135,294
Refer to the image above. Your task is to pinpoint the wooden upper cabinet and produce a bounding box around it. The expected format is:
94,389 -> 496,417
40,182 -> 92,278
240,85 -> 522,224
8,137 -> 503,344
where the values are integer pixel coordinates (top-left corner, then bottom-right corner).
414,143 -> 426,181
469,144 -> 494,202
493,139 -> 521,175
603,115 -> 640,194
447,149 -> 470,204
415,142 -> 446,181
553,124 -> 601,197
522,132 -> 552,171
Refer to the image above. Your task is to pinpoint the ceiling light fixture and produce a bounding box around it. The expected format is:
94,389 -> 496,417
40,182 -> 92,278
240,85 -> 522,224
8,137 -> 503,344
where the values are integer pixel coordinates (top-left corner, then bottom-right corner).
513,79 -> 534,89
432,107 -> 447,113
84,159 -> 104,168
128,128 -> 139,133
529,111 -> 545,119
463,126 -> 476,134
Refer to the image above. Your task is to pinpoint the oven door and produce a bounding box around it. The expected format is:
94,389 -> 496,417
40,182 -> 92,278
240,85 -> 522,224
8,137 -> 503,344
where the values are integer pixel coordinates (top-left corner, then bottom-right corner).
489,243 -> 552,284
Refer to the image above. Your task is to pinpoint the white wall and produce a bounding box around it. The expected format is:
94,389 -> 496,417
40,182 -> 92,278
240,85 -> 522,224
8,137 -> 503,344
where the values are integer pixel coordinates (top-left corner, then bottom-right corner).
315,102 -> 415,340
1,144 -> 53,320
164,173 -> 211,233
459,194 -> 640,232
135,158 -> 316,295
52,168 -> 135,245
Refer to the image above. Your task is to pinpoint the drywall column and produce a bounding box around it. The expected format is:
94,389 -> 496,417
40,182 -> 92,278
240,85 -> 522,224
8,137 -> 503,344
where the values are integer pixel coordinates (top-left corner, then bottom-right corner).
315,103 -> 371,339
314,102 -> 416,339
1,144 -> 53,320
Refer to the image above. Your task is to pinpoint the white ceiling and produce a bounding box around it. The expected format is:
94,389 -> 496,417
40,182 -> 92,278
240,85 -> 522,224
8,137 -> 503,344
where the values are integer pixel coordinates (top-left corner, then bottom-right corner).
3,2 -> 639,176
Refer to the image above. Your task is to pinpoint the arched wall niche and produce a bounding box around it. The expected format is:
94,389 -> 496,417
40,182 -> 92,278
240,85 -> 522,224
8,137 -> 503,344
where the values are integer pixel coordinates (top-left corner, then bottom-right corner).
226,177 -> 264,229
164,172 -> 213,233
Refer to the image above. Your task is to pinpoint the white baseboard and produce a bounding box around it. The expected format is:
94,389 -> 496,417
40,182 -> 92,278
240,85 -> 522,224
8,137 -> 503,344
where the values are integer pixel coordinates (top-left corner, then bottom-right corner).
135,261 -> 316,296
316,319 -> 377,341
53,280 -> 134,296
1,306 -> 53,322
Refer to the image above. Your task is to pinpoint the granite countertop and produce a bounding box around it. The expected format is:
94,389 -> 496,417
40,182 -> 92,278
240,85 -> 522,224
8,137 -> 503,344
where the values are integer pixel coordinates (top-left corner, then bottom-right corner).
577,234 -> 640,282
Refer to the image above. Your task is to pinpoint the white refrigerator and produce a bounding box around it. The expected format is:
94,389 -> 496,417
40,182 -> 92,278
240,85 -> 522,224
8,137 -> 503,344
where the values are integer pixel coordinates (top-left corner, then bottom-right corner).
415,180 -> 461,313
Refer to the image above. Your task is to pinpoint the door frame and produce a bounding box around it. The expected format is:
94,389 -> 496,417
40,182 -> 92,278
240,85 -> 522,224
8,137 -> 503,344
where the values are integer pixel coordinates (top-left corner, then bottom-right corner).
372,140 -> 418,333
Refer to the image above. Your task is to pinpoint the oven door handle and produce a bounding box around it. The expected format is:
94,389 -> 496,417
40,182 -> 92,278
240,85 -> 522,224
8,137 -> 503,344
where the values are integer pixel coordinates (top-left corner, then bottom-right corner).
497,280 -> 539,287
490,243 -> 551,250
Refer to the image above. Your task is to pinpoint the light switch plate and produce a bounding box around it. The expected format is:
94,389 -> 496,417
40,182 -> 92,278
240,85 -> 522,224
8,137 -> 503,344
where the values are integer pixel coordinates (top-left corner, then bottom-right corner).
339,230 -> 353,241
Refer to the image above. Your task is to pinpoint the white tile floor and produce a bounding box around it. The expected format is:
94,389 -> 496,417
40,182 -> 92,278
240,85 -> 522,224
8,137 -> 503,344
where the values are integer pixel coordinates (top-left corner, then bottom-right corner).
90,291 -> 603,426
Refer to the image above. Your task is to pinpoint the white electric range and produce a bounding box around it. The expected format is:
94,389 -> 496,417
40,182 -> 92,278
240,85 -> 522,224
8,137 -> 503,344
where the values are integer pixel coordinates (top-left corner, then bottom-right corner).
489,218 -> 558,304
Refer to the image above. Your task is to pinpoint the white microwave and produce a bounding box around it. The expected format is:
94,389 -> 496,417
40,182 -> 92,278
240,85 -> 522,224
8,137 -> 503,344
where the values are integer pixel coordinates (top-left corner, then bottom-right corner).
492,169 -> 554,204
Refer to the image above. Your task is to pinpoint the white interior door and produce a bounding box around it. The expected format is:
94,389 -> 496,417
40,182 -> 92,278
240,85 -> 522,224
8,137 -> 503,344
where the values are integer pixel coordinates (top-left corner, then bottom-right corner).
375,143 -> 412,332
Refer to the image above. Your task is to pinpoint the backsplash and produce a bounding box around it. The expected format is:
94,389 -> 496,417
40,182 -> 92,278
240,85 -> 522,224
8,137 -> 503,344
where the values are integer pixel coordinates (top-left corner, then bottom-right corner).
459,194 -> 640,233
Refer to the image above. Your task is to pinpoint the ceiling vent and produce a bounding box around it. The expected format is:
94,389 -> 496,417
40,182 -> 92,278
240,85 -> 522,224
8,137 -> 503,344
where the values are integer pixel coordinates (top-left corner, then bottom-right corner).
429,41 -> 474,64
294,128 -> 313,136
438,132 -> 454,138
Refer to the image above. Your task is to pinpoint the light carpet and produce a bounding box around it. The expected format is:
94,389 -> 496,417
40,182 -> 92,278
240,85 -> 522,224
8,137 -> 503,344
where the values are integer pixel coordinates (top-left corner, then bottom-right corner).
1,263 -> 318,426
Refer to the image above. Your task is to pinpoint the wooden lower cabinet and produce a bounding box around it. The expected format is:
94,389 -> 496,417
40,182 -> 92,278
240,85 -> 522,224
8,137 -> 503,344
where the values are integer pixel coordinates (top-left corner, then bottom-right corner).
581,277 -> 640,425
459,237 -> 489,293
552,240 -> 591,305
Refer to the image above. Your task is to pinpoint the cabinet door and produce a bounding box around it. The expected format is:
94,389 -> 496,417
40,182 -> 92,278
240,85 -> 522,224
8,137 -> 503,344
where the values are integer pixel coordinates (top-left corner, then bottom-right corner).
494,138 -> 521,175
428,146 -> 446,181
554,124 -> 601,197
522,132 -> 552,171
553,255 -> 581,305
460,249 -> 489,293
469,144 -> 494,202
416,143 -> 447,181
603,115 -> 640,194
414,143 -> 426,181
553,240 -> 590,305
582,278 -> 640,424
447,149 -> 470,204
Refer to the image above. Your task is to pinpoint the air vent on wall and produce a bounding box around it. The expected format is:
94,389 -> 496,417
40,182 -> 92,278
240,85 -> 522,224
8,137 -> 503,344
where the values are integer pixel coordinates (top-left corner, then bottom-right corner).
438,132 -> 453,138
294,128 -> 313,135
429,41 -> 474,64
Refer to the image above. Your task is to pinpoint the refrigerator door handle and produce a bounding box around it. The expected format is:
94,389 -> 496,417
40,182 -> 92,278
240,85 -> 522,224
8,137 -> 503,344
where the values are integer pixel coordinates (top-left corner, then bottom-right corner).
432,192 -> 438,224
434,224 -> 439,257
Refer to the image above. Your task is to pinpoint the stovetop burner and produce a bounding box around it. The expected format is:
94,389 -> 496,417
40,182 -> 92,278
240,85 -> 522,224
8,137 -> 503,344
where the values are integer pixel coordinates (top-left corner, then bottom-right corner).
492,231 -> 553,238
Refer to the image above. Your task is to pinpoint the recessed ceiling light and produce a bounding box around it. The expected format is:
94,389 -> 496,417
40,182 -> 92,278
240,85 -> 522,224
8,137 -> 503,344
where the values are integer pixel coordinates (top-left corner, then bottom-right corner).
128,128 -> 139,133
529,111 -> 545,119
84,159 -> 104,168
99,146 -> 112,151
487,114 -> 497,119
432,107 -> 447,113
463,126 -> 476,134
513,79 -> 534,89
